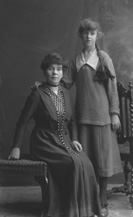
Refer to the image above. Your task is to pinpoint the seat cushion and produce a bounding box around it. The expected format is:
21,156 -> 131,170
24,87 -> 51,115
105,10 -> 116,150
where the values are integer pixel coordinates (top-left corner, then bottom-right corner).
0,159 -> 47,176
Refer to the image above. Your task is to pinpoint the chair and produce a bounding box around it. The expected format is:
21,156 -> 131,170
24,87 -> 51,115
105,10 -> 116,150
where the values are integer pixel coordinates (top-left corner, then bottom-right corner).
107,81 -> 133,209
0,154 -> 48,214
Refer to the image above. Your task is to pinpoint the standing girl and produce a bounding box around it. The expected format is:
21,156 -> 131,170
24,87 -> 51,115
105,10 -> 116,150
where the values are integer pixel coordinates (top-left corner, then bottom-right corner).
62,18 -> 123,217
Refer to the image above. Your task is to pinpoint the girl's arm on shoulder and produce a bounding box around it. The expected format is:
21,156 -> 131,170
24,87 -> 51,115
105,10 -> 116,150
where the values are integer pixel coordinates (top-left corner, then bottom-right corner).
31,81 -> 44,90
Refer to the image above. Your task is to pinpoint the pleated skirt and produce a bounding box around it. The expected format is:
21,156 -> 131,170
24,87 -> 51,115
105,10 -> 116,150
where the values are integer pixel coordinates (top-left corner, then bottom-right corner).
78,124 -> 123,177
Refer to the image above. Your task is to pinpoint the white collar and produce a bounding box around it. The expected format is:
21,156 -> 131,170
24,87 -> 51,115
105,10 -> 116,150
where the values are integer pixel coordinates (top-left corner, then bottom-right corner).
76,49 -> 99,72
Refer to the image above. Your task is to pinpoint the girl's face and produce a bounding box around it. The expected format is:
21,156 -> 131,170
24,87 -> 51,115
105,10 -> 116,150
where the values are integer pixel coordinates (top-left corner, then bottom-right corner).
44,64 -> 63,86
81,29 -> 98,48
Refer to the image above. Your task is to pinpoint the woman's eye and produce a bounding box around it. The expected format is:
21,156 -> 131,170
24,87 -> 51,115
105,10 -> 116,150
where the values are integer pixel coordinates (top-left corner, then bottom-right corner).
48,67 -> 53,71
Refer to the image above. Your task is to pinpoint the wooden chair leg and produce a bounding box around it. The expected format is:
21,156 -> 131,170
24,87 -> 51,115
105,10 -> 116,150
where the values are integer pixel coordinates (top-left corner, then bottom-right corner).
124,161 -> 129,186
35,176 -> 48,214
123,161 -> 131,192
129,167 -> 133,209
40,179 -> 48,213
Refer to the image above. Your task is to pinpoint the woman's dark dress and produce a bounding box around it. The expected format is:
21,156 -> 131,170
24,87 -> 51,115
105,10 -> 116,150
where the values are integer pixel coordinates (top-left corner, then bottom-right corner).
13,84 -> 101,217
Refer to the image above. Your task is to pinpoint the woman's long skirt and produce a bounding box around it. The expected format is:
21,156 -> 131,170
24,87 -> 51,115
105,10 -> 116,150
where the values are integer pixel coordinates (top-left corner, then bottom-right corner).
31,131 -> 101,217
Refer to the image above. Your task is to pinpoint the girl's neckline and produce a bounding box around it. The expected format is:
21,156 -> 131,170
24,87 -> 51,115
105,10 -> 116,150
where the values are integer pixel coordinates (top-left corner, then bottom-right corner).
82,48 -> 96,62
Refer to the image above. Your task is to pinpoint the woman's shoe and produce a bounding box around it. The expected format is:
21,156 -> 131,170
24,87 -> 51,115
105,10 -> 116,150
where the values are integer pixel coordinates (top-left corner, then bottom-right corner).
100,204 -> 109,217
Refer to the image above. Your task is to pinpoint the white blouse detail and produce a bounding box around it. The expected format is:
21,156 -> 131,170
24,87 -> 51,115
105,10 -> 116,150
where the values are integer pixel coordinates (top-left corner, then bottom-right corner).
76,49 -> 99,72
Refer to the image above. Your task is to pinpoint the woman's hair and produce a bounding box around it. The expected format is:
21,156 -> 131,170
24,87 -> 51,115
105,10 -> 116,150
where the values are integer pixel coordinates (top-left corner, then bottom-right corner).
78,18 -> 103,38
41,53 -> 69,72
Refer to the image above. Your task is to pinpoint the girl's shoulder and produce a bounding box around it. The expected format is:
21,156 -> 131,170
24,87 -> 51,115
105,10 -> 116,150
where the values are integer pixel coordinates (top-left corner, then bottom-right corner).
100,50 -> 113,66
71,55 -> 77,65
100,50 -> 111,60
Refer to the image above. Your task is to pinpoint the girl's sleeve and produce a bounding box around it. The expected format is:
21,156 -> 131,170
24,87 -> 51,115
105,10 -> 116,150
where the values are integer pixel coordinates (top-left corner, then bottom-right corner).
61,58 -> 77,89
12,90 -> 40,148
106,57 -> 120,115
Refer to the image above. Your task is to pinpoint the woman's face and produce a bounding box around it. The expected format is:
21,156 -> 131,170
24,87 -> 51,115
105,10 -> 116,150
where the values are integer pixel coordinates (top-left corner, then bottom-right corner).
44,64 -> 63,86
81,29 -> 98,48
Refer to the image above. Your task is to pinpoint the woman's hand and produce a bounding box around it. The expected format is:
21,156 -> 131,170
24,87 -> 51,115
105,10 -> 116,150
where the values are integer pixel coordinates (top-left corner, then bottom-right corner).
31,81 -> 43,90
72,141 -> 82,153
111,114 -> 121,132
8,147 -> 20,160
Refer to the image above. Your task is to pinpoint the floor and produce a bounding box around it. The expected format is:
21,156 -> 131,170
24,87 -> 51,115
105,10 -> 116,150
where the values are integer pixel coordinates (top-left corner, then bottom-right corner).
0,185 -> 133,217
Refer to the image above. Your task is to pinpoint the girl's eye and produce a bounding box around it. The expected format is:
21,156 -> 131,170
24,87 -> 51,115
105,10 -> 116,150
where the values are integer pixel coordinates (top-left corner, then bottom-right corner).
82,31 -> 96,35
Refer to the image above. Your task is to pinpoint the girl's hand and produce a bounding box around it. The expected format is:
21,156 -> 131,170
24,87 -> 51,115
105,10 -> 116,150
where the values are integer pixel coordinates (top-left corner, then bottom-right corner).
8,147 -> 20,160
31,81 -> 43,90
72,141 -> 82,153
111,114 -> 121,132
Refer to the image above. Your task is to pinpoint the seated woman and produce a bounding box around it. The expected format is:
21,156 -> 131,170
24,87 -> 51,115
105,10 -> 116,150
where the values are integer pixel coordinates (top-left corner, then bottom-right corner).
8,53 -> 102,217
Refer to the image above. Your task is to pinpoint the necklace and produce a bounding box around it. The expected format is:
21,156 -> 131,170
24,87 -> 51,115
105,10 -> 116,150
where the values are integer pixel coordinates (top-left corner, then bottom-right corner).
46,82 -> 59,87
